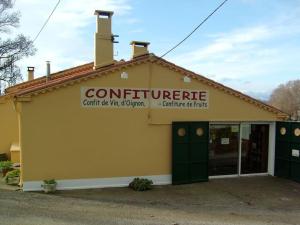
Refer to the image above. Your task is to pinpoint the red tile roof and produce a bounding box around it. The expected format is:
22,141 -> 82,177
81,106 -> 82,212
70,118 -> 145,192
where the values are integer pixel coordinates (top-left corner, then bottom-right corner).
5,62 -> 94,94
1,54 -> 288,119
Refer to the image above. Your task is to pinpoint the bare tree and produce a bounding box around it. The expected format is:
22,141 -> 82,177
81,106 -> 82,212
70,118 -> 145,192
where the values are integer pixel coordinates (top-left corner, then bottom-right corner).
269,80 -> 300,120
0,0 -> 35,94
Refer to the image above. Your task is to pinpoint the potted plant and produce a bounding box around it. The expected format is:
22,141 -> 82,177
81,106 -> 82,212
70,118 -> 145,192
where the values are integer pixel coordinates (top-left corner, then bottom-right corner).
4,169 -> 20,185
0,160 -> 13,177
41,179 -> 57,193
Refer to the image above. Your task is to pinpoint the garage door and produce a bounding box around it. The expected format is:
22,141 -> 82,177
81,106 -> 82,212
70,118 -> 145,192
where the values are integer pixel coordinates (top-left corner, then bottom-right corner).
172,122 -> 209,184
275,122 -> 300,182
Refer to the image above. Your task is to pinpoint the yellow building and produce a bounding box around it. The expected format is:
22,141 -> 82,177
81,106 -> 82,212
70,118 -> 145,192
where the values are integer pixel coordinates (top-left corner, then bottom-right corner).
0,10 -> 291,191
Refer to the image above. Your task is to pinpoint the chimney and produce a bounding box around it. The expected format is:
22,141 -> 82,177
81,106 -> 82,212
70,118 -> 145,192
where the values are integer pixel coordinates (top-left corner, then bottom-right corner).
46,61 -> 51,81
27,67 -> 34,81
94,10 -> 115,69
130,41 -> 150,58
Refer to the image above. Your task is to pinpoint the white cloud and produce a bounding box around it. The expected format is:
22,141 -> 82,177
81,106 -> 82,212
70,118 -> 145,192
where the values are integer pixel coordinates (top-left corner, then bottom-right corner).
129,28 -> 143,34
169,11 -> 300,99
171,25 -> 275,70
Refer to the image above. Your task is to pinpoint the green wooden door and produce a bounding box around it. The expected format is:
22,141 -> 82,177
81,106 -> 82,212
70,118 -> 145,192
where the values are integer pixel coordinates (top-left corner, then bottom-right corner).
275,122 -> 300,182
172,122 -> 209,184
172,122 -> 190,184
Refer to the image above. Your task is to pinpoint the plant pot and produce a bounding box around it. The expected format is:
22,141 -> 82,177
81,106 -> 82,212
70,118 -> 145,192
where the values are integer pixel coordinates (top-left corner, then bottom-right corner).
42,183 -> 57,193
6,176 -> 20,185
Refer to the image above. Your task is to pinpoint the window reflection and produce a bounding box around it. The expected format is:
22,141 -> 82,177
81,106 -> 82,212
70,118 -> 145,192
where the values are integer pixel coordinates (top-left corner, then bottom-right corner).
209,125 -> 239,176
241,124 -> 269,174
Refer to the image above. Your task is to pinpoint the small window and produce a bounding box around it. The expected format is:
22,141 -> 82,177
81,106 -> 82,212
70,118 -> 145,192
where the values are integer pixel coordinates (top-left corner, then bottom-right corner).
294,128 -> 300,137
280,127 -> 286,135
177,128 -> 186,137
196,128 -> 204,136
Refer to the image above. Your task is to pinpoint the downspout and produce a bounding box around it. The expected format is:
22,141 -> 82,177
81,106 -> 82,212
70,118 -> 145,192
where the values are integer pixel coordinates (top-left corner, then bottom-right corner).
13,100 -> 23,187
13,96 -> 31,189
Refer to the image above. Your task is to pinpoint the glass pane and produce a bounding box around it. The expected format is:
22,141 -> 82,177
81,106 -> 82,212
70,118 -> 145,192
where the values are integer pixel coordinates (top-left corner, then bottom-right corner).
241,124 -> 269,174
209,125 -> 239,176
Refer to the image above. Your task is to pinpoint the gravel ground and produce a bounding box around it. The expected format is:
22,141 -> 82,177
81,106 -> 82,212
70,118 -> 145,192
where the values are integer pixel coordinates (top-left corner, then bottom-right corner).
0,176 -> 300,225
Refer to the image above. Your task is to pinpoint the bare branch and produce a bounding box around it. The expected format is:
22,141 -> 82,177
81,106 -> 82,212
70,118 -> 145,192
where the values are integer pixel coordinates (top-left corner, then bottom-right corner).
0,0 -> 36,93
0,11 -> 20,32
269,80 -> 300,120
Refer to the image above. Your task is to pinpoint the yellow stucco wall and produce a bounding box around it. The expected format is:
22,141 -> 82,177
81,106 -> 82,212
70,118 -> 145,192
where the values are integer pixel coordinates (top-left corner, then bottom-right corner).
20,62 -> 279,181
149,64 -> 278,123
0,100 -> 19,158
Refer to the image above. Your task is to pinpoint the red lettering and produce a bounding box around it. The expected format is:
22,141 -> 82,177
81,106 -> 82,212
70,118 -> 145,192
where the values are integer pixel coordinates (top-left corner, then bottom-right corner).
173,90 -> 180,100
151,90 -> 161,99
123,89 -> 131,99
132,90 -> 141,99
182,91 -> 190,100
191,91 -> 198,100
140,90 -> 150,98
199,91 -> 207,101
110,88 -> 121,98
163,90 -> 171,100
85,88 -> 95,98
96,89 -> 107,98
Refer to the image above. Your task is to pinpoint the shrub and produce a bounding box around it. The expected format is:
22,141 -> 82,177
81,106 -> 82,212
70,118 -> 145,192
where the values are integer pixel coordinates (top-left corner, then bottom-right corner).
129,178 -> 153,191
0,160 -> 13,170
0,160 -> 13,176
43,179 -> 57,185
4,169 -> 20,185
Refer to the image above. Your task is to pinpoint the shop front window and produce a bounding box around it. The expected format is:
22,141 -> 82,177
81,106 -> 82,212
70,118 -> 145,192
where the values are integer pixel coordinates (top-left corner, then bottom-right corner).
209,123 -> 270,176
209,124 -> 239,176
241,124 -> 269,174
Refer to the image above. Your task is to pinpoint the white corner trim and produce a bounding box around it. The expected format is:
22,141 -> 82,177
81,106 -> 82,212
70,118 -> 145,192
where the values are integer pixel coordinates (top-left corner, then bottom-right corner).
268,122 -> 276,176
22,174 -> 172,192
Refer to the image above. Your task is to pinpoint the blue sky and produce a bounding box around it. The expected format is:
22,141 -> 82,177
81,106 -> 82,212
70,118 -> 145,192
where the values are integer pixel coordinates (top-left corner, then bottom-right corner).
13,0 -> 300,100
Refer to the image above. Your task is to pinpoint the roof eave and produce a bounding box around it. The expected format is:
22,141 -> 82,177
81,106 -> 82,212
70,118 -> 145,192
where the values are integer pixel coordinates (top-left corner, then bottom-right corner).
11,54 -> 287,118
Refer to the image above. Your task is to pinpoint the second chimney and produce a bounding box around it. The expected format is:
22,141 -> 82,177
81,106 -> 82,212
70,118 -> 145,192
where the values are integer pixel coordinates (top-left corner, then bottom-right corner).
130,41 -> 150,58
27,67 -> 34,81
46,61 -> 51,81
94,10 -> 114,69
